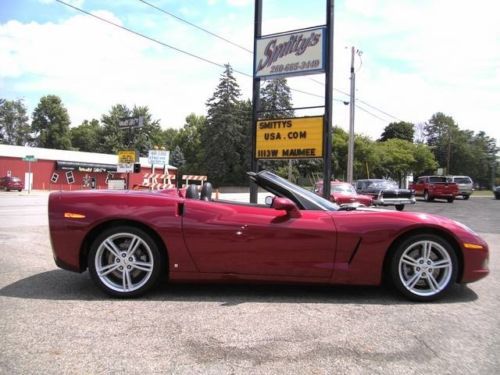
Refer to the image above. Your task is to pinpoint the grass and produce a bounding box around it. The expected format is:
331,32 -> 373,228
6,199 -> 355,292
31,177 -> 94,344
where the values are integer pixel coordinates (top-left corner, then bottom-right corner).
472,190 -> 495,197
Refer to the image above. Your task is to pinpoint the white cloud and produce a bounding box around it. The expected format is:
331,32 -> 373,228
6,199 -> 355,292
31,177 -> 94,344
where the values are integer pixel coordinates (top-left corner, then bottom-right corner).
2,0 -> 500,146
226,0 -> 252,7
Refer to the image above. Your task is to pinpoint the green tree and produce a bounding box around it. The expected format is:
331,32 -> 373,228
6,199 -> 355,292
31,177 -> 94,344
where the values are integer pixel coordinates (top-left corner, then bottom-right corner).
424,112 -> 458,173
379,121 -> 414,142
170,145 -> 186,169
31,95 -> 72,150
99,104 -> 129,154
100,104 -> 161,156
202,64 -> 246,186
0,98 -> 31,145
70,119 -> 101,152
175,113 -> 206,173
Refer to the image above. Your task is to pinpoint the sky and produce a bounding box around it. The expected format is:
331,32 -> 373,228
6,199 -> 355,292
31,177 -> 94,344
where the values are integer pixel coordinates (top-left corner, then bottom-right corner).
1,0 -> 499,146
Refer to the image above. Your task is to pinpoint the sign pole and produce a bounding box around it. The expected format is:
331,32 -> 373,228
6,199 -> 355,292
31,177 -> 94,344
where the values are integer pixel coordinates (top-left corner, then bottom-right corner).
250,0 -> 262,204
323,0 -> 334,199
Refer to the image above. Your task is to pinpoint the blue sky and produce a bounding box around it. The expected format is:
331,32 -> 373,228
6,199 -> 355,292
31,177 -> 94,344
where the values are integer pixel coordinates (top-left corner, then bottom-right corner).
1,0 -> 499,146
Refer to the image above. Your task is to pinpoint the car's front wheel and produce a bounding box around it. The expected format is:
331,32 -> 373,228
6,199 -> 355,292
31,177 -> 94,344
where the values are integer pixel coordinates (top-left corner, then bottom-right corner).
424,190 -> 433,202
390,234 -> 458,301
395,204 -> 404,211
88,226 -> 164,297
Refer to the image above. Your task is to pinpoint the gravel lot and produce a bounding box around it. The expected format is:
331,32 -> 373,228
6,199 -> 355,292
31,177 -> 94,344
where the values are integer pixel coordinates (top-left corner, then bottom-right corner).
0,191 -> 499,374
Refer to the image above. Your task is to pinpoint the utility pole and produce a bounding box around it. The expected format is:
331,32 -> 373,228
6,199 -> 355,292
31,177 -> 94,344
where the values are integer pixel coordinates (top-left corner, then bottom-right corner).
346,46 -> 356,184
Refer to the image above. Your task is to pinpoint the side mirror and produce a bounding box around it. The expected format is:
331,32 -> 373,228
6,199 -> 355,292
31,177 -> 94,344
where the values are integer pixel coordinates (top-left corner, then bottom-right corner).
272,197 -> 301,218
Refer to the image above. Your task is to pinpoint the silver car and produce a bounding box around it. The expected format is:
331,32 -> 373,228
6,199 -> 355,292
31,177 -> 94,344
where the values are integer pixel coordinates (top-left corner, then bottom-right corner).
447,175 -> 473,199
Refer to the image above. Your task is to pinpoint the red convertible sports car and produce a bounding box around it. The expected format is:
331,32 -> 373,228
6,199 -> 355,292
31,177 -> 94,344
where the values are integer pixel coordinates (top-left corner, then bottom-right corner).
48,171 -> 489,301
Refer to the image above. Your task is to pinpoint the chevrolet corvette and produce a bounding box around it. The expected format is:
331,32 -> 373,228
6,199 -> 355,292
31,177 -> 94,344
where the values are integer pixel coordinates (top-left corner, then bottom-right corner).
48,171 -> 489,301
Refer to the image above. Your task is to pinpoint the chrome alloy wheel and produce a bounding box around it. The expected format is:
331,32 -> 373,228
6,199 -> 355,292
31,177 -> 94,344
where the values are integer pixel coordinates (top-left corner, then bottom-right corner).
398,240 -> 453,297
95,232 -> 154,293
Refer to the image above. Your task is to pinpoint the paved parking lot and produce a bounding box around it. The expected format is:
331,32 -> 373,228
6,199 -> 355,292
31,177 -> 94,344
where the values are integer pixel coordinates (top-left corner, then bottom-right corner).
0,191 -> 499,374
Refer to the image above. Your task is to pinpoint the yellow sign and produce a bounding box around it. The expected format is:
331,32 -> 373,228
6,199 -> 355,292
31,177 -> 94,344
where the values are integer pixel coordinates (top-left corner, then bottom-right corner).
118,150 -> 136,164
256,116 -> 323,159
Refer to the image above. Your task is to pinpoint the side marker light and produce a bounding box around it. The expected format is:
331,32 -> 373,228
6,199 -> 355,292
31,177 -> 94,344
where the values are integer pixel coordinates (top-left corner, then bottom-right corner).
64,212 -> 86,219
463,243 -> 483,250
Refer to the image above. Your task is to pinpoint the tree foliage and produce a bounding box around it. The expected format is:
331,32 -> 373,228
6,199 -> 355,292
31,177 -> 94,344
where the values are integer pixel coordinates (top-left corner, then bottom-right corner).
31,95 -> 72,150
70,119 -> 101,152
379,121 -> 414,142
0,98 -> 31,146
201,64 -> 247,186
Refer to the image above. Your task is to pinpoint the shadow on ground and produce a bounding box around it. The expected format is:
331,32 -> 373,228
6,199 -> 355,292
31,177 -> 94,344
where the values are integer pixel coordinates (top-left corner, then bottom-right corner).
0,269 -> 478,306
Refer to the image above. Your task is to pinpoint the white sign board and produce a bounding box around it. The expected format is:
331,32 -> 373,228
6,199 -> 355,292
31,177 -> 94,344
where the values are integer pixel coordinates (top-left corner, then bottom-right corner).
108,179 -> 126,190
255,27 -> 326,79
117,163 -> 134,173
148,150 -> 170,166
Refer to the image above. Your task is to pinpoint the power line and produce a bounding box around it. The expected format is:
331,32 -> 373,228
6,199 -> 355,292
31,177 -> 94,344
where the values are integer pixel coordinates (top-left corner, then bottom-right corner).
55,0 -> 251,77
137,0 -> 404,123
56,0 -> 342,103
137,0 -> 253,54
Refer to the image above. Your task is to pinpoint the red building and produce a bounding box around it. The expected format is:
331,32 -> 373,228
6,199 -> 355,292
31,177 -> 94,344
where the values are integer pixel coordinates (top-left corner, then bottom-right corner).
0,144 -> 176,191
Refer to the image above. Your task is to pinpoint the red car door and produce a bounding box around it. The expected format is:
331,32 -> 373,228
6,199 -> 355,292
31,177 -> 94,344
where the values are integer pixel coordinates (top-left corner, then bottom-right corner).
181,199 -> 336,278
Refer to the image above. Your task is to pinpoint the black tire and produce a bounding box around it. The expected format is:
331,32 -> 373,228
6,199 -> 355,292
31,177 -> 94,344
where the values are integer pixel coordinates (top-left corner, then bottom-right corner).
395,204 -> 405,211
88,226 -> 164,297
447,197 -> 454,203
424,190 -> 433,202
463,195 -> 470,200
390,234 -> 458,302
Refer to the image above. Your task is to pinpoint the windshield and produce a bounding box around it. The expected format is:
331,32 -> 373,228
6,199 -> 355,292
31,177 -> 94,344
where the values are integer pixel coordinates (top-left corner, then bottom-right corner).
10,177 -> 21,182
370,180 -> 398,189
259,172 -> 340,211
454,177 -> 471,184
429,177 -> 448,183
332,184 -> 356,194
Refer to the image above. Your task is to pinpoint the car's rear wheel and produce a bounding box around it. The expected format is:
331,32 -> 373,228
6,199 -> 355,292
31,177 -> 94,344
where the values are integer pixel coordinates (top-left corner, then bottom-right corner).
395,204 -> 404,211
447,197 -> 454,203
390,234 -> 458,301
463,195 -> 469,200
88,226 -> 163,297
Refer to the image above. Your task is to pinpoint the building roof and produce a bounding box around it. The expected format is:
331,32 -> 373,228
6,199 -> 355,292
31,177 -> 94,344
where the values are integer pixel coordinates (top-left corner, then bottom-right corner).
0,144 -> 177,170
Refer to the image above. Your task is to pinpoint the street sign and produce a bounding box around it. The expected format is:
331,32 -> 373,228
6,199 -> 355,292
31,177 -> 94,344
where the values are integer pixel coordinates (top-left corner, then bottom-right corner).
118,150 -> 136,164
148,150 -> 170,166
117,151 -> 136,173
255,116 -> 324,159
255,27 -> 326,79
119,116 -> 144,128
22,155 -> 37,162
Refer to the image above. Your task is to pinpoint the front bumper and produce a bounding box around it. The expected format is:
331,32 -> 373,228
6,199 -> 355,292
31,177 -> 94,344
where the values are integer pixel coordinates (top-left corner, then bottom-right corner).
373,196 -> 416,206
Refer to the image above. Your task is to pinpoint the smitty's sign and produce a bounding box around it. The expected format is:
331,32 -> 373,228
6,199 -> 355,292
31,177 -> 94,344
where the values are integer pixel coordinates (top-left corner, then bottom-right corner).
255,27 -> 326,79
256,116 -> 323,159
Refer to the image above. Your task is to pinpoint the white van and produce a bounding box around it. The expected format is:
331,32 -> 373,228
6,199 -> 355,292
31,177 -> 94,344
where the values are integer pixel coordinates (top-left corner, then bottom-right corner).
447,175 -> 473,199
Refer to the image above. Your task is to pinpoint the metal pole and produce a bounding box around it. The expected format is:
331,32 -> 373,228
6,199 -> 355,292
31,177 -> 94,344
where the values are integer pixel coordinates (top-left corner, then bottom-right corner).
323,0 -> 334,199
250,0 -> 262,203
347,46 -> 355,184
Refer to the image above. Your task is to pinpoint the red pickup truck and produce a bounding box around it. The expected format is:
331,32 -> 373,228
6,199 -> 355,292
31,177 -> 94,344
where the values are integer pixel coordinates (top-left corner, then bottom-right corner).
411,176 -> 459,203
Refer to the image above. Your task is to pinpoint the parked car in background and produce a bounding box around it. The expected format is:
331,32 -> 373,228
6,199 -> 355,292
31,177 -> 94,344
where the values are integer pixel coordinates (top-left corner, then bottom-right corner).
355,179 -> 415,211
494,186 -> 500,200
412,176 -> 458,203
0,176 -> 22,191
447,175 -> 473,200
314,180 -> 373,207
